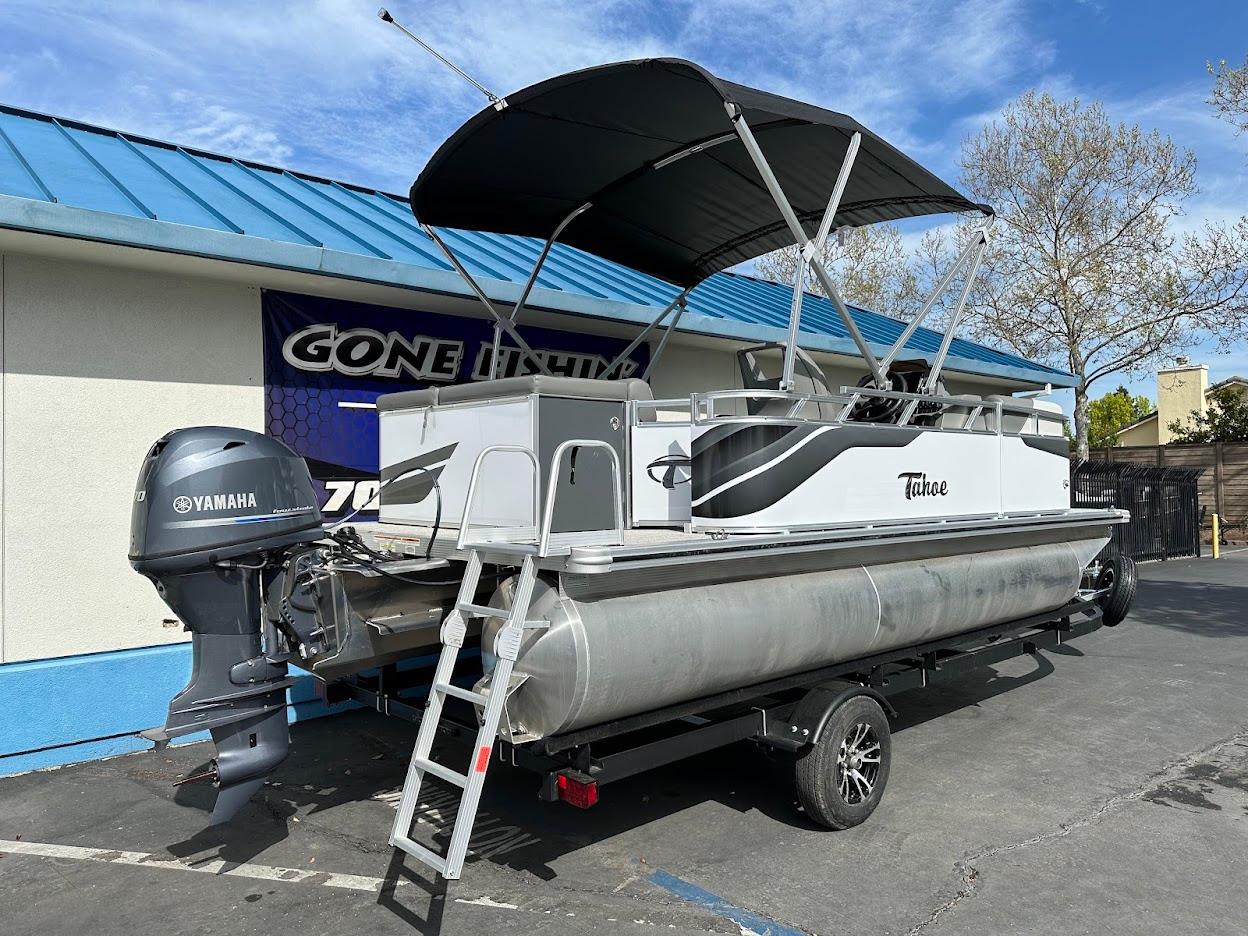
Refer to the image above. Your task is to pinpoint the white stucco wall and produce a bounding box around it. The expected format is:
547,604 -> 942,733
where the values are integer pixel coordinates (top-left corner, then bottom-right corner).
0,254 -> 263,662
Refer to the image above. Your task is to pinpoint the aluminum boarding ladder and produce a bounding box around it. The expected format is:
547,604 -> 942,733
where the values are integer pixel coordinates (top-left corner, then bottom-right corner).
387,549 -> 536,879
388,440 -> 622,880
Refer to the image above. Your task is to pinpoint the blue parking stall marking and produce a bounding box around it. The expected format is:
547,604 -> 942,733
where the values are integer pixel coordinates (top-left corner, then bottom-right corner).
647,868 -> 806,936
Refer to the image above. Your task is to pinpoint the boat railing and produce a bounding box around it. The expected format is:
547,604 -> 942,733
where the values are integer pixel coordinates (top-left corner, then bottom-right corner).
457,441 -> 624,556
689,387 -> 1064,437
840,386 -> 1065,436
632,398 -> 697,424
690,389 -> 856,425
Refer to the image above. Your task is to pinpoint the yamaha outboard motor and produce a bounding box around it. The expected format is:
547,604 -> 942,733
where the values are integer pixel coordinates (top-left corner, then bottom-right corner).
130,427 -> 323,823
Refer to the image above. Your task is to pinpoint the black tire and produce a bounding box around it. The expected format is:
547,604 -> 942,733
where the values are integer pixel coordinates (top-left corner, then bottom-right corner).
1096,555 -> 1137,627
795,695 -> 891,830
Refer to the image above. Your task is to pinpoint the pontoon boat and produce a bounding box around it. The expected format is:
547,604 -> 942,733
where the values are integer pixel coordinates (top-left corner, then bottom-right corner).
130,58 -> 1131,881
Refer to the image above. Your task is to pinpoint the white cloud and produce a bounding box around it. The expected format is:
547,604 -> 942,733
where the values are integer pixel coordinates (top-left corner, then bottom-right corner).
0,0 -> 1051,192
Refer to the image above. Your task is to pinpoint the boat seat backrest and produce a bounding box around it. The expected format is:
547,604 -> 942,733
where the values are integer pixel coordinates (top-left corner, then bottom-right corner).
937,394 -> 987,430
437,375 -> 654,405
986,395 -> 1063,436
376,387 -> 439,412
737,342 -> 837,420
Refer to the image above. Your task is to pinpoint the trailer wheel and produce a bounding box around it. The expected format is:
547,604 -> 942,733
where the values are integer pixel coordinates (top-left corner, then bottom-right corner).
1096,555 -> 1137,627
795,695 -> 891,830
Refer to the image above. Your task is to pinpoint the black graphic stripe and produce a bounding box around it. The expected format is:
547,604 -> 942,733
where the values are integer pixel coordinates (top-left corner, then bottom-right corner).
303,458 -> 374,482
692,424 -> 817,496
1020,435 -> 1069,457
694,427 -> 920,519
379,443 -> 458,483
381,465 -> 446,506
691,423 -> 757,458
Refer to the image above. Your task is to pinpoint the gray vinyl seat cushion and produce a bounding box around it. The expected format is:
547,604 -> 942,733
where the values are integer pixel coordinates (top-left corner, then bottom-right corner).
937,394 -> 986,430
987,395 -> 1063,436
376,387 -> 439,412
438,375 -> 654,404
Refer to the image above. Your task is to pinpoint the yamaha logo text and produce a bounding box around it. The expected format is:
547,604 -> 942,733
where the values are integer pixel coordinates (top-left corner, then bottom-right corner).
898,472 -> 948,499
174,492 -> 259,513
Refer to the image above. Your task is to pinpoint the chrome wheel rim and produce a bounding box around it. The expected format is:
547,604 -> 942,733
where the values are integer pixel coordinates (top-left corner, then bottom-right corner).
837,722 -> 881,804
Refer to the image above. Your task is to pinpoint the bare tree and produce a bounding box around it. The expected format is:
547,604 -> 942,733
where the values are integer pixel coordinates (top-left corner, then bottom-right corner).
957,91 -> 1248,458
755,223 -> 921,315
1209,54 -> 1248,137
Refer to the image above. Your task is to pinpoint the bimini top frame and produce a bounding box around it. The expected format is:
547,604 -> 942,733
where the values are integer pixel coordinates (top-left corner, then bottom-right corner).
390,44 -> 994,389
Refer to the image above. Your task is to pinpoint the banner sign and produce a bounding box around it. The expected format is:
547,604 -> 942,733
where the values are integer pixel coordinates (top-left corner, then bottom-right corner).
262,290 -> 648,517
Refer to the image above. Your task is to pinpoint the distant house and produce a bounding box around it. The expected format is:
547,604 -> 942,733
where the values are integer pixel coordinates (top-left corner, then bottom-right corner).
1117,358 -> 1248,446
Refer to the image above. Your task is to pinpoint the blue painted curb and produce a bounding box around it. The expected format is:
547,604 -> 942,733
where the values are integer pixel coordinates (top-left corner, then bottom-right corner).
0,643 -> 355,776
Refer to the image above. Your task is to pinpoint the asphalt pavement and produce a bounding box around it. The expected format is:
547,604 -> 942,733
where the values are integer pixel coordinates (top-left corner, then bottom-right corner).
1,551 -> 1245,936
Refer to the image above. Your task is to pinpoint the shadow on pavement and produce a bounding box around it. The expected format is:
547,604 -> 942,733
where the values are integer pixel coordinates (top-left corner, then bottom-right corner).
1131,574 -> 1248,639
154,648 -> 1064,891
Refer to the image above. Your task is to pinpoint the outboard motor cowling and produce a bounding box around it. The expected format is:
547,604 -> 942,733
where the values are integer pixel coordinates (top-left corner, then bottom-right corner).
130,427 -> 323,824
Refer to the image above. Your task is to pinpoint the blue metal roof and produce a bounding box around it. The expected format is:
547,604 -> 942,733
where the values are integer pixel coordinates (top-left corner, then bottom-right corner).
0,104 -> 1075,387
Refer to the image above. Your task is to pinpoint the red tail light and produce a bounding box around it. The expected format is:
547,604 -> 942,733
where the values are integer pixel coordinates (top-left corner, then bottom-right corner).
555,771 -> 599,809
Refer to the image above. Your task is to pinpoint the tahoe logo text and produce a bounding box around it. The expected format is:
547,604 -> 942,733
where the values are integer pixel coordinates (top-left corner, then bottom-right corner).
174,492 -> 258,513
898,472 -> 948,500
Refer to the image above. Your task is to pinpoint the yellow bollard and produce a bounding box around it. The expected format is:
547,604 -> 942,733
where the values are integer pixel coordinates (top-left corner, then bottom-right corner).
1212,513 -> 1220,559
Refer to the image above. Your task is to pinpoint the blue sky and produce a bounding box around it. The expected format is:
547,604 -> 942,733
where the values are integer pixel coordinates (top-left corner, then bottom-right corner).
0,0 -> 1245,404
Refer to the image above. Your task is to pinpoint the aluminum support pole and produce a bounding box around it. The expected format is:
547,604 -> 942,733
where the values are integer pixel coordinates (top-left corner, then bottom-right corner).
489,202 -> 592,379
813,131 -> 861,250
641,297 -> 687,381
421,224 -> 554,376
923,234 -> 987,392
728,105 -> 889,388
879,231 -> 983,372
803,257 -> 889,387
601,288 -> 691,379
780,262 -> 807,391
897,232 -> 988,424
779,131 -> 861,390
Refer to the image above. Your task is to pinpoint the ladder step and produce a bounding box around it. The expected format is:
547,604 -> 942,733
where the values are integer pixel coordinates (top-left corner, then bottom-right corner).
415,756 -> 468,789
434,681 -> 489,706
390,832 -> 448,876
458,602 -> 509,618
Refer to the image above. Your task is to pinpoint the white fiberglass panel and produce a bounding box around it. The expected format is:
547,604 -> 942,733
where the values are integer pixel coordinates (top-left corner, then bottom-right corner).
630,421 -> 692,525
999,435 -> 1071,513
379,398 -> 536,529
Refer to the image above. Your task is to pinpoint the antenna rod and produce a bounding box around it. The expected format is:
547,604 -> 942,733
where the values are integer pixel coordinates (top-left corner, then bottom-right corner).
377,8 -> 504,107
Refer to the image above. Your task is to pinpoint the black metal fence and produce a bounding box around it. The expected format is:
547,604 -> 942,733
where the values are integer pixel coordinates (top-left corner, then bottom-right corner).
1070,461 -> 1203,561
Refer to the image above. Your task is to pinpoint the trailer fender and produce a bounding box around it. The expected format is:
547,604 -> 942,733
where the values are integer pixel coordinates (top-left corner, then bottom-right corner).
786,681 -> 896,748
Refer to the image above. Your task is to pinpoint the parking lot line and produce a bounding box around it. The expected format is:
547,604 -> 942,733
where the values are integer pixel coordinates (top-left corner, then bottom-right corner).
0,838 -> 409,893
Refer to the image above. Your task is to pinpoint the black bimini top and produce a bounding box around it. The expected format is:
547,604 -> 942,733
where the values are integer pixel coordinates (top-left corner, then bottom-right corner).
410,58 -> 990,288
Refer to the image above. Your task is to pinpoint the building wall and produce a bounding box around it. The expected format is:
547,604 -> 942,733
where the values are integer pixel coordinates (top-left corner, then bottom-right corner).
0,253 -> 264,662
1118,417 -> 1160,447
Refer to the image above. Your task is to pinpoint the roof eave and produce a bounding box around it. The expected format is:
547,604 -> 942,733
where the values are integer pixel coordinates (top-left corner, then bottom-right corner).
0,193 -> 1075,389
